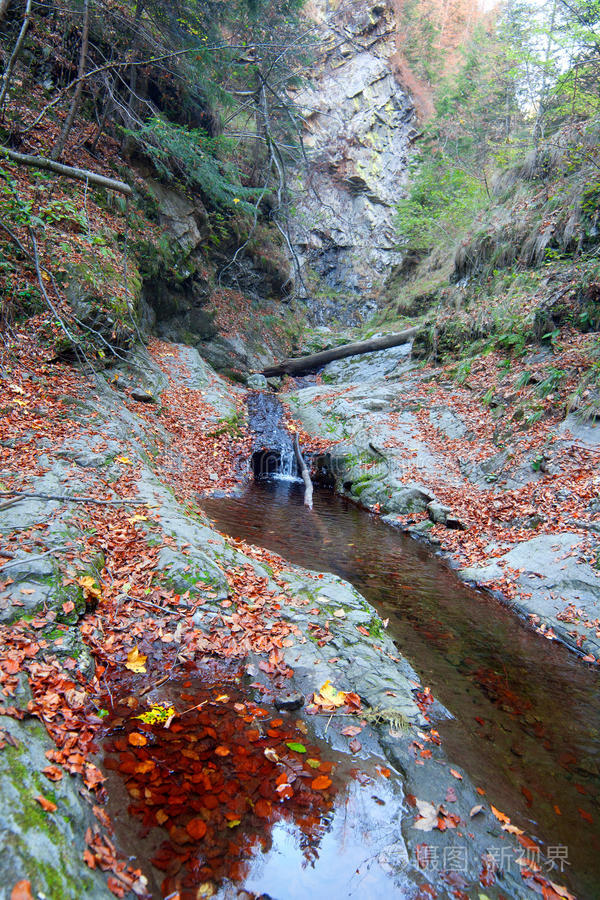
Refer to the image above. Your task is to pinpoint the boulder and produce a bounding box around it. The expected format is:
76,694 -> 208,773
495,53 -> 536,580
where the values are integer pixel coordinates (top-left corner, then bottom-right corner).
247,373 -> 268,390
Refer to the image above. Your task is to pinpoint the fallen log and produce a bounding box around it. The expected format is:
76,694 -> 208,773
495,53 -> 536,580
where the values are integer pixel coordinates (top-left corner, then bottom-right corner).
293,432 -> 313,510
0,147 -> 133,195
261,327 -> 418,377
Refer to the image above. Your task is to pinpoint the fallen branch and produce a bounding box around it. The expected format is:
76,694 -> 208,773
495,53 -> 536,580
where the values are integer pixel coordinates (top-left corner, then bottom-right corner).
293,432 -> 313,510
0,147 -> 132,195
0,491 -> 146,506
0,546 -> 67,570
261,327 -> 418,377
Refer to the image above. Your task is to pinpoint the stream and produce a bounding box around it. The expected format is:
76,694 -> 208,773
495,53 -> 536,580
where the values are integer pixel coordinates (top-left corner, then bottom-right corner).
197,398 -> 600,899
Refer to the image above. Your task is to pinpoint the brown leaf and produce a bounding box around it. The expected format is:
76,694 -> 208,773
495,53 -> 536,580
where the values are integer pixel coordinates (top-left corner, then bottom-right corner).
42,765 -> 64,782
128,732 -> 147,747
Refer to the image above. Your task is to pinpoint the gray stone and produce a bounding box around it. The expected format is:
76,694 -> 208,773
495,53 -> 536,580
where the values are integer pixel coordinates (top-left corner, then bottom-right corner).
130,387 -> 157,403
247,373 -> 268,390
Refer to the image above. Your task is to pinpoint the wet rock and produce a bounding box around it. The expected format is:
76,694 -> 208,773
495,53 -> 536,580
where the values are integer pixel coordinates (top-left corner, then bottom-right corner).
247,373 -> 268,390
130,387 -> 157,403
274,691 -> 304,711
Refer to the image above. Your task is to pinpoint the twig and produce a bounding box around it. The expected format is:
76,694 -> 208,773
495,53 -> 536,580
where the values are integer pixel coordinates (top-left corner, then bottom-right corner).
0,545 -> 67,570
0,491 -> 146,506
139,674 -> 170,697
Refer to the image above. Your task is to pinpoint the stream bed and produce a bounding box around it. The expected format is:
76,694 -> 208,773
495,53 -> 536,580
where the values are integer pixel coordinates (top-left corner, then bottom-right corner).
201,479 -> 600,899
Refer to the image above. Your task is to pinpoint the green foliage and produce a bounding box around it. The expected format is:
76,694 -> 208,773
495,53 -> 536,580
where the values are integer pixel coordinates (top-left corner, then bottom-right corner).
396,155 -> 487,251
130,118 -> 258,213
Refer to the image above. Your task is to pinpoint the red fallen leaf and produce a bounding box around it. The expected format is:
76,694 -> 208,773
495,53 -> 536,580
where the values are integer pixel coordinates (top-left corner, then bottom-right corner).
476,787 -> 486,796
318,761 -> 334,773
214,745 -> 230,757
35,794 -> 57,812
3,659 -> 20,675
11,881 -> 33,900
420,749 -> 432,759
356,626 -> 370,636
186,818 -> 207,839
445,787 -> 457,803
275,773 -> 288,787
254,798 -> 272,818
311,775 -> 332,791
276,783 -> 294,799
62,600 -> 75,615
83,848 -> 96,869
521,786 -> 533,807
349,738 -> 362,753
270,718 -> 283,727
107,876 -> 126,898
578,808 -> 593,824
128,732 -> 147,747
376,766 -> 391,778
42,765 -> 64,782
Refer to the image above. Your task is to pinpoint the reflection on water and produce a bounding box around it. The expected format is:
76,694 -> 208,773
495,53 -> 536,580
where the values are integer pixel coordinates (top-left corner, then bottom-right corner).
201,480 -> 600,899
102,658 -> 413,899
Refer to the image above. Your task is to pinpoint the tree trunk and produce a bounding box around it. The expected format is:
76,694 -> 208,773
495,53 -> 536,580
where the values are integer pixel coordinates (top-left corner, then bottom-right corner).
0,0 -> 33,111
0,0 -> 10,24
51,0 -> 90,160
293,433 -> 313,510
0,146 -> 132,194
261,327 -> 418,377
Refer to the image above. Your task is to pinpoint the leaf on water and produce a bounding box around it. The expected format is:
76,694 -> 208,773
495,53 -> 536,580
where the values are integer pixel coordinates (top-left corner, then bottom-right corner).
349,738 -> 362,753
286,742 -> 306,753
128,732 -> 147,747
470,804 -> 484,817
311,775 -> 332,791
449,768 -> 463,780
186,818 -> 207,839
125,646 -> 147,674
306,758 -> 320,768
135,704 -> 175,725
341,725 -> 362,737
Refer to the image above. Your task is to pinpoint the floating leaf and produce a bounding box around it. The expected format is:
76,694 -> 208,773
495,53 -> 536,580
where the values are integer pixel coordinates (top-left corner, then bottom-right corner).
449,768 -> 463,780
311,775 -> 332,791
136,704 -> 175,725
214,745 -> 230,757
186,818 -> 207,839
306,758 -> 320,769
125,646 -> 147,674
286,741 -> 306,753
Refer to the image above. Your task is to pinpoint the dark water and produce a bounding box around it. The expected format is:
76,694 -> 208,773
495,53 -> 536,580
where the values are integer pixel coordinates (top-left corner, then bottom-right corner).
201,479 -> 600,899
102,658 -> 413,899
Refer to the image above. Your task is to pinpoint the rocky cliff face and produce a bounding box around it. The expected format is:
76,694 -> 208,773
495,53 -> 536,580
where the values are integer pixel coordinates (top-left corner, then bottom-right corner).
290,0 -> 417,325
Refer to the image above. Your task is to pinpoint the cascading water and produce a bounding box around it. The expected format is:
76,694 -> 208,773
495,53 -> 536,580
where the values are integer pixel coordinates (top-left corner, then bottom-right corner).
247,391 -> 301,482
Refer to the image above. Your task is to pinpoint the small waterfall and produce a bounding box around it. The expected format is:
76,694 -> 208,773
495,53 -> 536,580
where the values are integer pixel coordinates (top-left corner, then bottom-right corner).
247,392 -> 301,482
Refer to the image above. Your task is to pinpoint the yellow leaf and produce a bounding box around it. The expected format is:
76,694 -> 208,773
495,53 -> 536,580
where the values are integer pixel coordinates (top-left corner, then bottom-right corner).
128,514 -> 148,523
77,575 -> 102,602
125,646 -> 147,674
116,456 -> 132,464
313,679 -> 347,709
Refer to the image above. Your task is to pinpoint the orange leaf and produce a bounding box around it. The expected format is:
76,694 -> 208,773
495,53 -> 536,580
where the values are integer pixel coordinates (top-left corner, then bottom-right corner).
449,769 -> 463,780
35,794 -> 57,813
254,798 -> 272,818
311,775 -> 332,791
42,765 -> 63,782
214,745 -> 230,757
128,732 -> 147,747
11,881 -> 33,900
491,805 -> 510,824
186,818 -> 207,839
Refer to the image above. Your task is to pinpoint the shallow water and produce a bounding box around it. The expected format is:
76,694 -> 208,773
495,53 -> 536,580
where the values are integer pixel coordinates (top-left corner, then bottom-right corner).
201,479 -> 600,898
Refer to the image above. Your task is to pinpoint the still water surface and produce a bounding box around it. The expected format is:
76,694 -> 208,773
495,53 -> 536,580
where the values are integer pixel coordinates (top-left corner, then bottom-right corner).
202,479 -> 600,898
